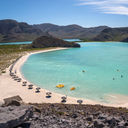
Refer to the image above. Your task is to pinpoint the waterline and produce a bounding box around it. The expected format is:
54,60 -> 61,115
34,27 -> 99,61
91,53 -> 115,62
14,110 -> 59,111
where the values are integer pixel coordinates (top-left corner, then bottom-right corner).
21,42 -> 128,104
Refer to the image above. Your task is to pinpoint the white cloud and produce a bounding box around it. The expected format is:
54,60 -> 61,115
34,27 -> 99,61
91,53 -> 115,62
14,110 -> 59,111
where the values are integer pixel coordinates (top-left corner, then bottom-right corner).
77,0 -> 128,15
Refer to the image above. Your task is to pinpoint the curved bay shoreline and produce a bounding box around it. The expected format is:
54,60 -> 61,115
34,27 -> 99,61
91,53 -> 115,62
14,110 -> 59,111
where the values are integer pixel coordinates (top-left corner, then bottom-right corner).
0,47 -> 128,108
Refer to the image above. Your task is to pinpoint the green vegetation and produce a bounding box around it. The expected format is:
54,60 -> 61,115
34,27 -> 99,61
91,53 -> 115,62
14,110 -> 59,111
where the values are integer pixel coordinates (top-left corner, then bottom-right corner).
0,44 -> 54,74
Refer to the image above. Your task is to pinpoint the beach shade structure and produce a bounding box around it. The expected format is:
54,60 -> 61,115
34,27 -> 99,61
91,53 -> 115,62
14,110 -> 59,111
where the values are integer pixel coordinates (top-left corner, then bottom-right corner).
28,84 -> 33,89
12,74 -> 16,78
22,83 -> 27,86
10,72 -> 14,76
17,78 -> 22,82
14,76 -> 19,81
12,75 -> 17,78
23,81 -> 27,84
46,92 -> 52,98
61,96 -> 67,103
77,100 -> 83,105
35,87 -> 41,93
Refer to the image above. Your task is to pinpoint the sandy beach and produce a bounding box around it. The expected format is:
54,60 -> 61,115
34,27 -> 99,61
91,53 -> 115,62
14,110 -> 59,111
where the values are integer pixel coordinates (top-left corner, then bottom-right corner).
0,47 -> 128,108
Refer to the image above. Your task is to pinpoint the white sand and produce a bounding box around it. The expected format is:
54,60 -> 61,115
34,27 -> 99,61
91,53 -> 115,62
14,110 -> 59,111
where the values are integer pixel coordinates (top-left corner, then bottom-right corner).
0,47 -> 128,108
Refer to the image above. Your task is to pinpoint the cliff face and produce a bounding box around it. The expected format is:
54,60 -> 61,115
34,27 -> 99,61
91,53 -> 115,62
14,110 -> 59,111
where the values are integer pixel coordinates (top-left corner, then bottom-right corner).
31,36 -> 80,48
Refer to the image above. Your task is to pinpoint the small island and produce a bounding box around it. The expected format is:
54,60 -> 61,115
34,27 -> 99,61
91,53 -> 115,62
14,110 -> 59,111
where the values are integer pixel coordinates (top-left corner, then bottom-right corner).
31,35 -> 80,48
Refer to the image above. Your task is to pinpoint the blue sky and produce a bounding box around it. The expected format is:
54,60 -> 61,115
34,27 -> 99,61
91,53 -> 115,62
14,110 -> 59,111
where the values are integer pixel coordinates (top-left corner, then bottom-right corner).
0,0 -> 128,27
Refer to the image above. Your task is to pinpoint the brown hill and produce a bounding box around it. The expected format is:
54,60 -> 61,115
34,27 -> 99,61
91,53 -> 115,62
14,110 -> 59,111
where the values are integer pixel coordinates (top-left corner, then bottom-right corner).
0,19 -> 49,42
31,36 -> 80,48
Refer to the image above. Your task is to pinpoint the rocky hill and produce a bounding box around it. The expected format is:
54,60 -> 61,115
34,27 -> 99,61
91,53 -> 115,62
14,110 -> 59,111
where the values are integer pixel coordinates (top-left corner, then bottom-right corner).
33,23 -> 108,39
93,27 -> 128,42
1,19 -> 128,43
31,35 -> 80,48
0,19 -> 49,42
0,96 -> 128,128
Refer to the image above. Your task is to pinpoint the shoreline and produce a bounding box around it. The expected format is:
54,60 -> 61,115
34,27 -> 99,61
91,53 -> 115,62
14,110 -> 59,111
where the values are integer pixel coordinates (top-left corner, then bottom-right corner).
0,47 -> 128,108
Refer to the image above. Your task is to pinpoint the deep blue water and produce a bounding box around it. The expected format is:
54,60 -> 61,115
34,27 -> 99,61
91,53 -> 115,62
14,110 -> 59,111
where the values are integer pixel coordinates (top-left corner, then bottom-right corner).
21,42 -> 128,103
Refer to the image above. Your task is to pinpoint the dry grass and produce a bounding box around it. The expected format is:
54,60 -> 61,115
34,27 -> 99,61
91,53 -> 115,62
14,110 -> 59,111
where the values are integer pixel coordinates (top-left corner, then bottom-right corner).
0,44 -> 54,74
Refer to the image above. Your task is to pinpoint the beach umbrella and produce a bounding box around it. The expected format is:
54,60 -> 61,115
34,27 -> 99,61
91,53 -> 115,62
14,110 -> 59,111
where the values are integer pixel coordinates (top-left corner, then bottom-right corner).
23,81 -> 27,84
61,96 -> 67,100
35,87 -> 41,93
77,100 -> 83,105
28,84 -> 33,89
17,78 -> 22,82
46,92 -> 52,96
11,75 -> 15,77
14,76 -> 19,81
13,75 -> 18,78
10,72 -> 14,76
46,92 -> 52,98
61,96 -> 67,103
22,83 -> 27,86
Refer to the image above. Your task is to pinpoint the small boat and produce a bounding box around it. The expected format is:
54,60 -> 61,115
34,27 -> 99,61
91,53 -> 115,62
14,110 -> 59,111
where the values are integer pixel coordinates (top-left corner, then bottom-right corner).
56,84 -> 64,88
70,87 -> 76,91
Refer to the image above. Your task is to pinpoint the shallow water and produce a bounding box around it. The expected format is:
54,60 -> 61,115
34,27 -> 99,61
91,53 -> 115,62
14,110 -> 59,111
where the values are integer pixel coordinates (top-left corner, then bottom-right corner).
63,39 -> 81,42
21,42 -> 128,103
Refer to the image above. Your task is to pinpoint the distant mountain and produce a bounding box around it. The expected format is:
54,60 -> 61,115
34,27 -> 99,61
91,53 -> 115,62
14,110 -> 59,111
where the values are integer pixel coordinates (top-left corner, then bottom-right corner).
0,19 -> 49,42
33,23 -> 108,39
31,35 -> 80,48
93,27 -> 128,42
2,19 -> 128,43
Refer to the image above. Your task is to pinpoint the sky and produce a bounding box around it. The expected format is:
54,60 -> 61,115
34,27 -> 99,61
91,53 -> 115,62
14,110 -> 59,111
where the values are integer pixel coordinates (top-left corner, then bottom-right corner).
0,0 -> 128,27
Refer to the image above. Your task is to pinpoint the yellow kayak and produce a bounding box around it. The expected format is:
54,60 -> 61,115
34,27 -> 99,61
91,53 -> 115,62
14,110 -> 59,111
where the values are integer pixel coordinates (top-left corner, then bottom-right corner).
70,87 -> 76,91
56,84 -> 64,88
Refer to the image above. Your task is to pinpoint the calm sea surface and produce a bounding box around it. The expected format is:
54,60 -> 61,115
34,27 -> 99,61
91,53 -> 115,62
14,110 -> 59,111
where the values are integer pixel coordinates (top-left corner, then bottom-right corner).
21,42 -> 128,103
0,39 -> 80,45
0,41 -> 32,45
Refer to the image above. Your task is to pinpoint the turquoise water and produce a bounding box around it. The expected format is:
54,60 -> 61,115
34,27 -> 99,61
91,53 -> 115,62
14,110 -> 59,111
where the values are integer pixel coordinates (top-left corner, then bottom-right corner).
0,39 -> 80,45
0,41 -> 32,45
21,42 -> 128,103
64,39 -> 81,42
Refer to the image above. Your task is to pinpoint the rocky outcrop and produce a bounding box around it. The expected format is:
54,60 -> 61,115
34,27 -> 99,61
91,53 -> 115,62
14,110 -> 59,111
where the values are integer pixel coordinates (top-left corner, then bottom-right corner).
0,103 -> 128,128
31,35 -> 80,48
26,104 -> 128,128
0,105 -> 33,128
121,37 -> 128,42
3,95 -> 23,106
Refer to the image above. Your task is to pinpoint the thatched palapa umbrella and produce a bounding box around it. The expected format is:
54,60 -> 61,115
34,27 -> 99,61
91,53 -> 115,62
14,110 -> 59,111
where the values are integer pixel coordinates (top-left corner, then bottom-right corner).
28,84 -> 33,89
46,92 -> 52,98
77,100 -> 83,105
